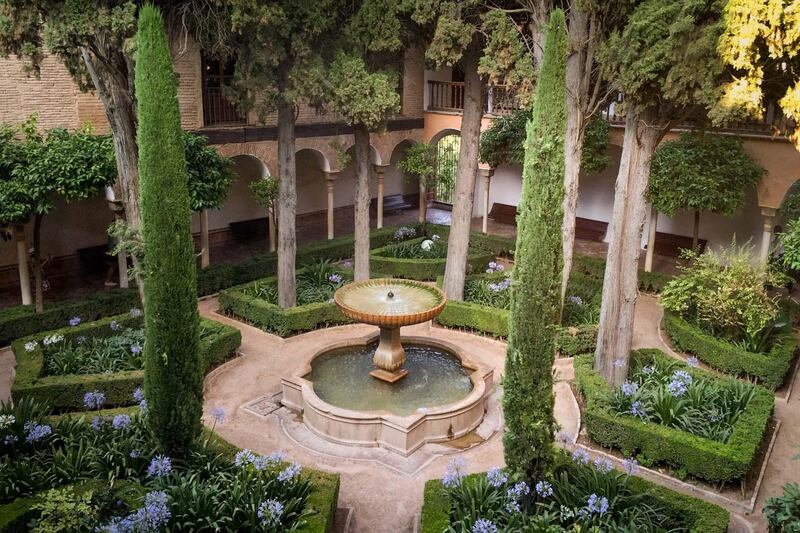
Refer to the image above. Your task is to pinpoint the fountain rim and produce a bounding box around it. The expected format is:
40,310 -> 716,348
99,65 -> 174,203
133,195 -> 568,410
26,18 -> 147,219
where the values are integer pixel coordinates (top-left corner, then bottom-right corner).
333,278 -> 447,327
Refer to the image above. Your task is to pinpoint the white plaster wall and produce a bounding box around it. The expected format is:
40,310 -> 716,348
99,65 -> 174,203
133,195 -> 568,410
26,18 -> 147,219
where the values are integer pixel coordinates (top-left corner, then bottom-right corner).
472,163 -> 523,216
385,143 -> 418,198
296,153 -> 328,214
0,195 -> 113,267
199,155 -> 268,233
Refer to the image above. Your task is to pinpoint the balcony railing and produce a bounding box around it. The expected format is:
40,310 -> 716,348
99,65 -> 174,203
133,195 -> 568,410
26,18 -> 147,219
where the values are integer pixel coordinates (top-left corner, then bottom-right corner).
202,86 -> 246,126
427,80 -> 521,116
600,96 -> 793,137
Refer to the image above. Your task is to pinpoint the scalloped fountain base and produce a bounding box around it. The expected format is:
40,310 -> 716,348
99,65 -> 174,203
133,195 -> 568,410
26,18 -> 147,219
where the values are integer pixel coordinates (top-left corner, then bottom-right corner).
280,334 -> 493,455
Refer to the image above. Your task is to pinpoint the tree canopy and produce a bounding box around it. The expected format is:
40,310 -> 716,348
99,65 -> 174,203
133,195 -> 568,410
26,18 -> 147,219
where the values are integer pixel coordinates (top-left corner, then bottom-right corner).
647,132 -> 763,217
183,133 -> 233,212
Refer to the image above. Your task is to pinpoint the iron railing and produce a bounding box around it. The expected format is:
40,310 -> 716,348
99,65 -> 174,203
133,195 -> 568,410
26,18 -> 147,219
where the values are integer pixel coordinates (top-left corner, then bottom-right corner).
202,87 -> 246,126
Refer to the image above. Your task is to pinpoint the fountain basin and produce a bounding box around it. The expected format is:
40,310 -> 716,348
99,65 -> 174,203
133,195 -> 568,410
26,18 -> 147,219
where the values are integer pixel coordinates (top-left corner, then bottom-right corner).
281,334 -> 493,455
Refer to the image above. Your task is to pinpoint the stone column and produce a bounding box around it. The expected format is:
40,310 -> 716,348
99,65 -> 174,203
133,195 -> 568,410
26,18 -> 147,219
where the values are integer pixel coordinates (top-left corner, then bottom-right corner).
324,171 -> 338,240
480,167 -> 494,234
109,202 -> 129,289
13,224 -> 32,305
199,209 -> 210,268
374,164 -> 389,229
644,207 -> 658,273
760,207 -> 777,263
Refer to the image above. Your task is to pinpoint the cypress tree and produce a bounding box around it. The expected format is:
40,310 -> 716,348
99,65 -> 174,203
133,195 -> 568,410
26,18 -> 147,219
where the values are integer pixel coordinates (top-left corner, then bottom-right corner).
502,10 -> 567,479
135,4 -> 201,456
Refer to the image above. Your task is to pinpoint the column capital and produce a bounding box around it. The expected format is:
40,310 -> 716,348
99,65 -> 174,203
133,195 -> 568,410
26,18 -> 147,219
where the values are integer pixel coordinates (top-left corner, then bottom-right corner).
479,166 -> 495,179
760,206 -> 777,218
373,163 -> 390,175
107,200 -> 125,214
324,170 -> 340,181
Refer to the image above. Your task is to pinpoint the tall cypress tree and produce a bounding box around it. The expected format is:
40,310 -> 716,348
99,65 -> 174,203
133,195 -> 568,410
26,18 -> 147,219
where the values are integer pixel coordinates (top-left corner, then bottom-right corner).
503,10 -> 567,479
135,4 -> 201,456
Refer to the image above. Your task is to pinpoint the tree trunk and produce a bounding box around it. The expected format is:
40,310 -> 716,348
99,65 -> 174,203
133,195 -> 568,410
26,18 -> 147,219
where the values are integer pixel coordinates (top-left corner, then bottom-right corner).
418,179 -> 427,224
32,213 -> 44,313
644,207 -> 658,272
268,206 -> 277,253
14,225 -> 32,306
277,100 -> 297,308
560,6 -> 590,306
443,39 -> 483,301
79,46 -> 145,304
353,124 -> 372,281
199,209 -> 210,268
692,210 -> 700,251
529,0 -> 554,67
594,108 -> 664,385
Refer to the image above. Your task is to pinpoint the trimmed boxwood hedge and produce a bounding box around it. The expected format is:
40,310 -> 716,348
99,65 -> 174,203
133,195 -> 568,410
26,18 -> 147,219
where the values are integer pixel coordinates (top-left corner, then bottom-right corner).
218,277 -> 350,337
663,311 -> 796,390
0,431 -> 339,533
574,349 -> 774,483
419,464 -> 729,533
370,237 -> 497,281
197,224 -> 415,296
0,289 -> 138,347
571,255 -> 672,293
10,313 -> 241,412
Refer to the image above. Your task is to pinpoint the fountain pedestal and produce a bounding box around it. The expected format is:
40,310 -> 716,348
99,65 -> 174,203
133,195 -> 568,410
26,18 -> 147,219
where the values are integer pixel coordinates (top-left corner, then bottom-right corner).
370,326 -> 408,383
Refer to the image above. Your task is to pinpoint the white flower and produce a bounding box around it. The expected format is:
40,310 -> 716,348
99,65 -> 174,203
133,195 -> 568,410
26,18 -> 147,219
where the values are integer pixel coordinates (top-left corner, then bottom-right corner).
431,234 -> 441,241
421,239 -> 434,251
43,334 -> 64,347
24,341 -> 38,352
0,415 -> 15,430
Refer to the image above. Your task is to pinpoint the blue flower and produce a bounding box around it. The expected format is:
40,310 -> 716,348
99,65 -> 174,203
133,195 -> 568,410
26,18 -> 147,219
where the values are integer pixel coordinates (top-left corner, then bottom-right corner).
133,388 -> 144,402
68,316 -> 81,327
328,273 -> 343,284
24,421 -> 51,443
535,480 -> 553,498
139,399 -> 148,414
234,449 -> 256,467
83,390 -> 106,410
667,370 -> 692,397
147,455 -> 172,477
112,415 -> 131,430
641,365 -> 655,375
585,493 -> 609,515
76,335 -> 87,344
210,406 -> 226,424
130,307 -> 143,318
3,435 -> 18,445
613,358 -> 625,368
571,449 -> 590,465
91,416 -> 105,431
593,457 -> 613,474
472,518 -> 498,533
442,457 -> 467,488
567,295 -> 583,306
278,462 -> 301,483
506,481 -> 530,501
258,499 -> 284,527
621,380 -> 639,397
129,449 -> 141,459
622,457 -> 639,476
686,356 -> 699,367
110,320 -> 122,332
100,490 -> 170,533
630,400 -> 647,418
130,344 -> 142,354
486,467 -> 507,488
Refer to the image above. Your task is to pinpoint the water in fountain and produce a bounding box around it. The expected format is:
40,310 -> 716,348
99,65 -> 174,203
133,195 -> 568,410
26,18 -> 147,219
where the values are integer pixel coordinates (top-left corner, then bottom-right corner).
306,342 -> 473,416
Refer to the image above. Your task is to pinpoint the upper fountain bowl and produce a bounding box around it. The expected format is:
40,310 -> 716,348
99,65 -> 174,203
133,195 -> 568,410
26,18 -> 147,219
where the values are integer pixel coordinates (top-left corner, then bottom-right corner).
334,278 -> 447,328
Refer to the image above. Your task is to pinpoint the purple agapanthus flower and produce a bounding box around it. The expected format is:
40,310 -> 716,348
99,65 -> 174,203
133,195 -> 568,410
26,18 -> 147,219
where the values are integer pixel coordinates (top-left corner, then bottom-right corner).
686,356 -> 699,367
210,406 -> 226,424
486,467 -> 507,488
130,344 -> 142,354
472,518 -> 498,533
24,421 -> 51,443
585,493 -> 609,515
129,449 -> 141,459
234,449 -> 256,467
91,416 -> 105,431
621,380 -> 639,397
147,455 -> 172,477
622,457 -> 639,476
258,499 -> 284,527
83,390 -> 106,410
110,320 -> 122,332
112,414 -> 131,430
277,462 -> 301,483
630,400 -> 647,418
571,449 -> 590,465
133,387 -> 144,402
535,480 -> 553,498
68,316 -> 81,327
593,457 -> 614,474
443,457 -> 467,488
328,273 -> 343,284
130,307 -> 143,318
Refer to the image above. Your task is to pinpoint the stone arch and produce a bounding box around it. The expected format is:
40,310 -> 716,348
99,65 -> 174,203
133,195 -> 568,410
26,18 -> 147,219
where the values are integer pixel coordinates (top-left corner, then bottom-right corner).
340,141 -> 383,167
385,139 -> 418,201
295,148 -> 330,216
427,127 -> 460,146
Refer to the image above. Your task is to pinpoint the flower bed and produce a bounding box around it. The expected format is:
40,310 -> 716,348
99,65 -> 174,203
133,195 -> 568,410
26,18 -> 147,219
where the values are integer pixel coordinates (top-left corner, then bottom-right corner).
435,265 -> 602,356
369,227 -> 512,281
0,289 -> 138,347
219,262 -> 353,337
11,311 -> 241,412
574,349 -> 774,483
0,400 -> 339,532
663,311 -> 796,390
419,454 -> 728,533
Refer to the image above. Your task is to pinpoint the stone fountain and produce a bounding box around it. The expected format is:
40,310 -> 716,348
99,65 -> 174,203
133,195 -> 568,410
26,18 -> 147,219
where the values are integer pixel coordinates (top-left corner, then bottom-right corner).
333,278 -> 447,383
280,277 -> 494,455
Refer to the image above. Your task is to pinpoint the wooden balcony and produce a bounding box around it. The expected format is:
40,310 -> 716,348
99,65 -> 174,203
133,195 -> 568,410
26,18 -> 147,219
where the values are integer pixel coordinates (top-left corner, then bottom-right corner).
202,86 -> 246,127
426,80 -> 521,116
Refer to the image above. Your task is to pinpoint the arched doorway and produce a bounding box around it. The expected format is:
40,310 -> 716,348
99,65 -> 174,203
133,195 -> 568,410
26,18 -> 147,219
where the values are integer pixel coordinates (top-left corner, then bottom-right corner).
433,132 -> 460,205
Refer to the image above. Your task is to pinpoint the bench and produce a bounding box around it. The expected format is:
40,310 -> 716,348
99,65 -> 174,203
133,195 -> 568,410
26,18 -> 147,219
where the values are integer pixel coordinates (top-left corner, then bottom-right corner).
381,194 -> 414,215
575,217 -> 608,242
488,203 -> 517,225
77,244 -> 109,275
652,232 -> 707,257
229,217 -> 269,241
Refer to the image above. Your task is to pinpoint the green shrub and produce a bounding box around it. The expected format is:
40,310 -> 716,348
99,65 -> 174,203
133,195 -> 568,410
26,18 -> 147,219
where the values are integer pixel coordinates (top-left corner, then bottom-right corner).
371,237 -> 497,281
0,289 -> 138,347
764,481 -> 800,532
219,279 -> 350,337
241,260 -> 351,306
663,312 -> 796,389
11,313 -> 241,412
574,350 -> 774,483
661,245 -> 784,349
